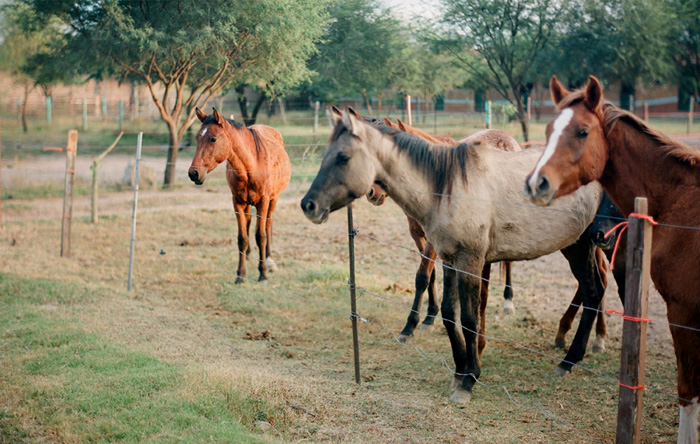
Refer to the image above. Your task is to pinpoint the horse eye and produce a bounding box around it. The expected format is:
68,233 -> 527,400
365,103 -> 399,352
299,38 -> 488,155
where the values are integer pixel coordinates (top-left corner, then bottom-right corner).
337,153 -> 350,165
577,129 -> 589,139
210,137 -> 217,143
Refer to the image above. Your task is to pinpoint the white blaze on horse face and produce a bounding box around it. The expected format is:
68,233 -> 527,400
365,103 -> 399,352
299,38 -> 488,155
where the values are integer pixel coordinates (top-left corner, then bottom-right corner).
528,108 -> 574,191
199,128 -> 208,138
678,397 -> 699,444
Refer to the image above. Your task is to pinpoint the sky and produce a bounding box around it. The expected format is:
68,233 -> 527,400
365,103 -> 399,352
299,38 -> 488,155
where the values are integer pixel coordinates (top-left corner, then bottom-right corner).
381,0 -> 442,24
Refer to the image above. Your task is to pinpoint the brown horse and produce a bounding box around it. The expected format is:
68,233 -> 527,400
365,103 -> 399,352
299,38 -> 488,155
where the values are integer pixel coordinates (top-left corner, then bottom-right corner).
302,108 -> 607,404
525,76 -> 700,444
188,108 -> 291,283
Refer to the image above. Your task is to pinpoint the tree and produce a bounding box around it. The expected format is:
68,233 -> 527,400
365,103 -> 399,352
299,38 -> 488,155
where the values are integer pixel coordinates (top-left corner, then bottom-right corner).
545,0 -> 675,108
672,0 -> 700,110
439,0 -> 566,141
24,0 -> 328,186
0,2 -> 67,132
308,0 -> 408,115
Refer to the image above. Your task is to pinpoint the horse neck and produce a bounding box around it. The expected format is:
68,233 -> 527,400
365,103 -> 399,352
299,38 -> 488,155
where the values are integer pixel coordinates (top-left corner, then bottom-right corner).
370,136 -> 449,225
602,119 -> 676,217
225,126 -> 259,172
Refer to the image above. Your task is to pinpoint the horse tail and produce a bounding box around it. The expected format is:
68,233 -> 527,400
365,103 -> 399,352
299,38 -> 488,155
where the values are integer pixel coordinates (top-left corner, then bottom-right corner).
498,261 -> 507,283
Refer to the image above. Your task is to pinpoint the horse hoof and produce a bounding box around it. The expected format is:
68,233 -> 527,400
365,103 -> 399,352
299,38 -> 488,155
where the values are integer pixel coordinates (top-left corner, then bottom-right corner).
592,335 -> 605,353
266,258 -> 278,272
235,276 -> 245,284
449,376 -> 463,390
257,277 -> 268,285
554,340 -> 566,349
419,323 -> 433,331
449,387 -> 472,405
553,366 -> 570,377
502,300 -> 515,315
397,334 -> 412,343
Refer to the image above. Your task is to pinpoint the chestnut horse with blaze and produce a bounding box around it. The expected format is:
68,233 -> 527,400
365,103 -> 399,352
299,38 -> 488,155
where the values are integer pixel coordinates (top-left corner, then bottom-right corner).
188,108 -> 290,283
526,76 -> 700,444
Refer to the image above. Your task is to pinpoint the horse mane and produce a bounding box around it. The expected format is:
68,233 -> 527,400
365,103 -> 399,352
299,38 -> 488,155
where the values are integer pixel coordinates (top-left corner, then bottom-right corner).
376,125 -> 469,200
601,104 -> 700,166
556,88 -> 700,167
202,115 -> 264,156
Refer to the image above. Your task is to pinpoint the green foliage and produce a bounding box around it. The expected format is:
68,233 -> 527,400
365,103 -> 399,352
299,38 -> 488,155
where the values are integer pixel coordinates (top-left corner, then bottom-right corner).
308,0 -> 408,109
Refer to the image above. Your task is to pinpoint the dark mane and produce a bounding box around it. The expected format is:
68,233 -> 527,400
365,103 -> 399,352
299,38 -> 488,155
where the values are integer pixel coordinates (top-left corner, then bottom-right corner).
601,103 -> 700,166
557,88 -> 700,167
376,125 -> 469,200
202,115 -> 264,156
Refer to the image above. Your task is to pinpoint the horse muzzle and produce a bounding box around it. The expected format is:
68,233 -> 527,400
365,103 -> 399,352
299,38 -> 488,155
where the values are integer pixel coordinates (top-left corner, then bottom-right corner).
300,196 -> 329,224
188,168 -> 206,185
524,174 -> 557,206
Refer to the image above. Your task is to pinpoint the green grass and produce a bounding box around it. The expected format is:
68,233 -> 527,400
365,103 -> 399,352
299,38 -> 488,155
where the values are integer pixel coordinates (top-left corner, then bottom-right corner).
0,273 -> 278,444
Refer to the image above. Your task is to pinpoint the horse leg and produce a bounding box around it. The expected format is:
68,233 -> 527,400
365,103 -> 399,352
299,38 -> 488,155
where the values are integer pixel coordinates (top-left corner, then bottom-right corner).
502,261 -> 515,315
667,302 -> 700,444
555,288 -> 580,348
441,264 -> 467,392
254,199 -> 270,282
245,206 -> 252,257
555,240 -> 607,375
420,242 -> 440,329
265,198 -> 278,272
451,258 -> 485,404
234,202 -> 250,284
399,255 -> 431,341
478,263 -> 490,361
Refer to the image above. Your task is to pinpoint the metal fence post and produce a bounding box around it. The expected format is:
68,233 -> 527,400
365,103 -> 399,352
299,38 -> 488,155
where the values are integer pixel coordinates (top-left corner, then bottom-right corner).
82,99 -> 88,131
406,95 -> 412,126
127,132 -> 143,291
347,204 -> 361,385
313,101 -> 320,135
616,197 -> 653,444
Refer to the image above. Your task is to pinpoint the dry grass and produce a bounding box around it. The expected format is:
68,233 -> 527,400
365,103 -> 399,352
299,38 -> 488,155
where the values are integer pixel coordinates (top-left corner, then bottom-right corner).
0,172 -> 681,443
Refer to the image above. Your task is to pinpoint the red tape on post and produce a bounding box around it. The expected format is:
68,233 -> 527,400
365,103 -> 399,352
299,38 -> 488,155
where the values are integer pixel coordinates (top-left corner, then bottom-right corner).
605,308 -> 652,323
618,381 -> 646,390
603,214 -> 658,270
43,147 -> 63,152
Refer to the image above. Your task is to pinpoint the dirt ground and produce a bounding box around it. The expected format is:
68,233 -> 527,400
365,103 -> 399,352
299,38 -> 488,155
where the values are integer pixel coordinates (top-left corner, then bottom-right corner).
0,155 -> 682,443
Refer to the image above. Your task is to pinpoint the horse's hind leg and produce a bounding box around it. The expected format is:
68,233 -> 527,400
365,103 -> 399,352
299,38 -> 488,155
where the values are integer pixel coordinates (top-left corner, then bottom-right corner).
478,263 -> 490,360
556,241 -> 607,375
555,288 -> 581,348
399,218 -> 431,340
246,208 -> 252,257
502,261 -> 515,315
265,198 -> 278,272
234,202 -> 250,284
420,242 -> 440,330
254,199 -> 271,282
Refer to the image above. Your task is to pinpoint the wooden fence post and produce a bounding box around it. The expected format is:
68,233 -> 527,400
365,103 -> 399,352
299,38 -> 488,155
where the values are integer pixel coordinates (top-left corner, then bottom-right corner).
616,197 -> 653,444
0,118 -> 3,231
406,95 -> 412,126
61,130 -> 79,257
127,133 -> 143,291
82,99 -> 88,132
688,98 -> 695,135
313,101 -> 320,135
91,132 -> 123,223
347,204 -> 361,385
643,102 -> 649,121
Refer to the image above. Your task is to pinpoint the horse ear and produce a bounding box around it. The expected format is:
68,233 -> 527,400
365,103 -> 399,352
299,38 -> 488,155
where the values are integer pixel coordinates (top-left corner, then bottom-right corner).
550,76 -> 570,105
383,117 -> 395,127
326,106 -> 342,128
211,108 -> 224,126
195,107 -> 207,123
343,107 -> 364,137
396,119 -> 408,131
347,107 -> 363,120
584,75 -> 603,111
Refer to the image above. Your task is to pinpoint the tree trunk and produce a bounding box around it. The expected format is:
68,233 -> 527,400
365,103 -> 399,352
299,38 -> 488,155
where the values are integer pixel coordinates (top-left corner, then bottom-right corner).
21,84 -> 30,133
377,92 -> 383,116
362,91 -> 374,116
514,92 -> 529,142
246,94 -> 266,126
235,85 -> 250,124
163,122 -> 179,188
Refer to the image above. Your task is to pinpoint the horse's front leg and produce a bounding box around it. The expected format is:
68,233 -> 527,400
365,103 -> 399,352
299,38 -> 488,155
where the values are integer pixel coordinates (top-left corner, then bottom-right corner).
265,198 -> 278,272
421,242 -> 440,329
441,264 -> 466,391
254,199 -> 271,282
451,259 -> 485,404
234,202 -> 250,284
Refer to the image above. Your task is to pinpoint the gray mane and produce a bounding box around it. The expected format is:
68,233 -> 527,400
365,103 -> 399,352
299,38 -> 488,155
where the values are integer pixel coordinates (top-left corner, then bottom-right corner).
377,125 -> 470,200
